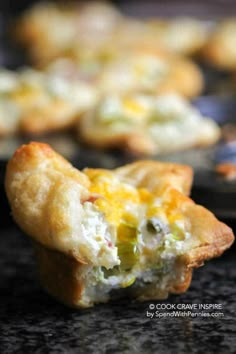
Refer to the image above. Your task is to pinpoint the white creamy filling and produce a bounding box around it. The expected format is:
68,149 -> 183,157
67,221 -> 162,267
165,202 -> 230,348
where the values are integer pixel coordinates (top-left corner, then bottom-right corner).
79,213 -> 193,306
79,202 -> 119,269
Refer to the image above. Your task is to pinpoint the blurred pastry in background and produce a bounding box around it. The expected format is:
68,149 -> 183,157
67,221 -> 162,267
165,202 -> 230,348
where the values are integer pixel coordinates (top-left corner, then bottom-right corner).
14,2 -> 79,64
14,1 -> 211,67
0,68 -> 97,136
98,49 -> 203,98
146,17 -> 211,56
78,93 -> 221,155
203,18 -> 236,71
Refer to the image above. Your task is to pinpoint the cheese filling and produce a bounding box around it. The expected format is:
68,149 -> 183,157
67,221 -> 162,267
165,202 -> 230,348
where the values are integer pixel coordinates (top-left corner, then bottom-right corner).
78,169 -> 193,306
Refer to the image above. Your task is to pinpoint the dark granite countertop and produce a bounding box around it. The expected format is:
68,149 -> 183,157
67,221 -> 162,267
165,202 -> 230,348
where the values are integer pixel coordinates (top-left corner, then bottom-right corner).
1,225 -> 236,354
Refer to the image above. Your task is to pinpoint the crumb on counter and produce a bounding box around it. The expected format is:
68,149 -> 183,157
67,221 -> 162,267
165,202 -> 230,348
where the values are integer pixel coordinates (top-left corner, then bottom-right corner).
216,162 -> 236,181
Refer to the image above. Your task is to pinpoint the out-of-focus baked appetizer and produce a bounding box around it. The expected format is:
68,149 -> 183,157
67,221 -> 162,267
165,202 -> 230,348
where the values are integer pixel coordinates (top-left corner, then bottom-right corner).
5,142 -> 234,308
203,18 -> 236,71
146,18 -> 210,56
78,93 -> 221,155
0,68 -> 97,136
15,1 -> 122,65
98,49 -> 203,98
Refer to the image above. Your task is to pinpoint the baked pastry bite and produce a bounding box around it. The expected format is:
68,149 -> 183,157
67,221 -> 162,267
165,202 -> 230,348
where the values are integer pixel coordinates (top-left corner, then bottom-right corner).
0,68 -> 97,136
98,49 -> 203,98
78,93 -> 221,155
203,19 -> 236,71
5,142 -> 234,308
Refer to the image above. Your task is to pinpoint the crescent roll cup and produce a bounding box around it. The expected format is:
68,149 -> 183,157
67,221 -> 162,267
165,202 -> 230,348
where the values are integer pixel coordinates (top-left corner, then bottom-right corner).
5,143 -> 234,308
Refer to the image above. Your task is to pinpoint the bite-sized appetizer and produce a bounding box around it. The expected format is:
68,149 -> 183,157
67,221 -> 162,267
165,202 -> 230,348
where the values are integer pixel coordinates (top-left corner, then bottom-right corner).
203,18 -> 236,71
5,142 -> 234,308
98,50 -> 203,98
146,18 -> 211,56
0,68 -> 97,136
78,93 -> 221,155
15,1 -> 122,65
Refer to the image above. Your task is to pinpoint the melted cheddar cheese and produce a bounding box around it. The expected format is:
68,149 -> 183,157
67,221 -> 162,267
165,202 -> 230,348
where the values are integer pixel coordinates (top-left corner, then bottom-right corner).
81,168 -> 191,291
85,168 -> 141,229
84,168 -> 187,244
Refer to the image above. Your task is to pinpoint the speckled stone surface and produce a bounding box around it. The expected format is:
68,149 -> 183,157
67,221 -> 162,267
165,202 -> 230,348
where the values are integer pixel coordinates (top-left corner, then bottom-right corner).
1,225 -> 236,354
